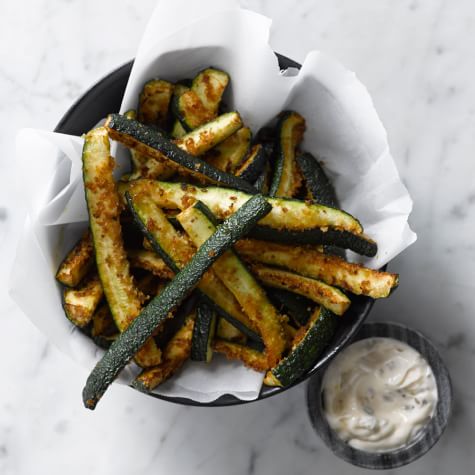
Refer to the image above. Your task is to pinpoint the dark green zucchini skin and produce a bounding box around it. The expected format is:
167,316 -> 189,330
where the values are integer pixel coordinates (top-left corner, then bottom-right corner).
171,91 -> 203,132
191,300 -> 216,362
105,114 -> 256,194
269,307 -> 338,387
182,201 -> 265,348
296,152 -> 338,208
249,226 -> 377,257
266,288 -> 313,327
235,144 -> 267,183
127,195 -> 263,346
82,194 -> 272,410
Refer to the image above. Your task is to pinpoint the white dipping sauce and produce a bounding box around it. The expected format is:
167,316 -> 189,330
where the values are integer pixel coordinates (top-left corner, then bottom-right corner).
322,337 -> 438,452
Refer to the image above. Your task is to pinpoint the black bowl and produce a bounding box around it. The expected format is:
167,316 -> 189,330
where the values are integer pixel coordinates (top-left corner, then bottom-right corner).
55,55 -> 377,406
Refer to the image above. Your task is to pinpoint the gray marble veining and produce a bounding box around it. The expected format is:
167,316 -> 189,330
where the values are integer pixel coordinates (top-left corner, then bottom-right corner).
1,0 -> 475,474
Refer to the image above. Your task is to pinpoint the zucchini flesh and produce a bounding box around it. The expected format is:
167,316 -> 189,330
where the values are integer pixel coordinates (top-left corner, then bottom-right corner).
125,192 -> 262,343
55,230 -> 94,287
105,114 -> 257,193
265,288 -> 314,327
192,68 -> 229,115
264,307 -> 338,387
205,127 -> 251,173
86,275 -> 164,350
296,152 -> 338,208
216,318 -> 246,344
83,193 -> 271,409
124,110 -> 174,181
154,293 -> 198,349
250,263 -> 351,316
127,249 -> 175,280
138,79 -> 174,128
63,273 -> 103,328
236,239 -> 397,298
269,111 -> 305,198
133,315 -> 195,392
82,128 -> 162,368
173,89 -> 215,130
174,112 -> 244,157
249,226 -> 377,257
177,202 -> 286,367
213,339 -> 269,372
235,144 -> 267,183
191,301 -> 216,362
125,180 -> 364,235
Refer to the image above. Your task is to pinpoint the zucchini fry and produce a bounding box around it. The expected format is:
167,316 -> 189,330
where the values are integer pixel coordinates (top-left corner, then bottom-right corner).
56,230 -> 94,287
82,127 -> 162,368
124,110 -> 174,180
105,113 -> 256,193
173,67 -> 229,131
235,143 -> 267,182
173,90 -> 214,130
170,83 -> 191,139
213,339 -> 269,372
296,152 -> 338,208
133,315 -> 195,392
206,127 -> 251,173
91,304 -> 119,349
250,263 -> 351,316
264,306 -> 338,387
127,249 -> 175,280
248,225 -> 377,258
83,194 -> 272,406
269,111 -> 305,198
125,191 -> 262,342
236,239 -> 398,299
124,180 -> 364,235
191,68 -> 229,116
177,202 -> 286,367
191,301 -> 216,362
63,273 -> 103,328
216,318 -> 246,344
138,79 -> 174,127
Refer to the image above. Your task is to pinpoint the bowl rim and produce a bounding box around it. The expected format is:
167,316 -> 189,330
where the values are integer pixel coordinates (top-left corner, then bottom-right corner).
54,54 -> 377,407
306,321 -> 453,469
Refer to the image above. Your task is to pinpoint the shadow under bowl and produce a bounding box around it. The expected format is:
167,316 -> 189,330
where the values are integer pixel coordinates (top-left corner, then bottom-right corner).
306,321 -> 453,469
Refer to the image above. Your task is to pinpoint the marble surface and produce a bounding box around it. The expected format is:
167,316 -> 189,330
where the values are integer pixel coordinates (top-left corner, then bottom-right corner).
1,0 -> 474,473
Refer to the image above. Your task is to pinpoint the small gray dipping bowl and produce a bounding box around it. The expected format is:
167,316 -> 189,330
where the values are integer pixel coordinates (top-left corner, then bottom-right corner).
306,321 -> 453,470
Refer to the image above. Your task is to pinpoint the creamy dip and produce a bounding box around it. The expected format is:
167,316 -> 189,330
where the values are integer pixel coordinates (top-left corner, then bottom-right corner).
322,337 -> 438,452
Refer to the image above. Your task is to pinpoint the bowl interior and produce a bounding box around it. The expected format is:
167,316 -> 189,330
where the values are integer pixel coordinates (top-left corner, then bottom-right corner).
55,55 -> 376,406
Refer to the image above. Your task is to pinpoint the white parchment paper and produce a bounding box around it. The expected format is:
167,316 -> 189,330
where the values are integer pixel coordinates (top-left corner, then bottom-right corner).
10,0 -> 416,403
